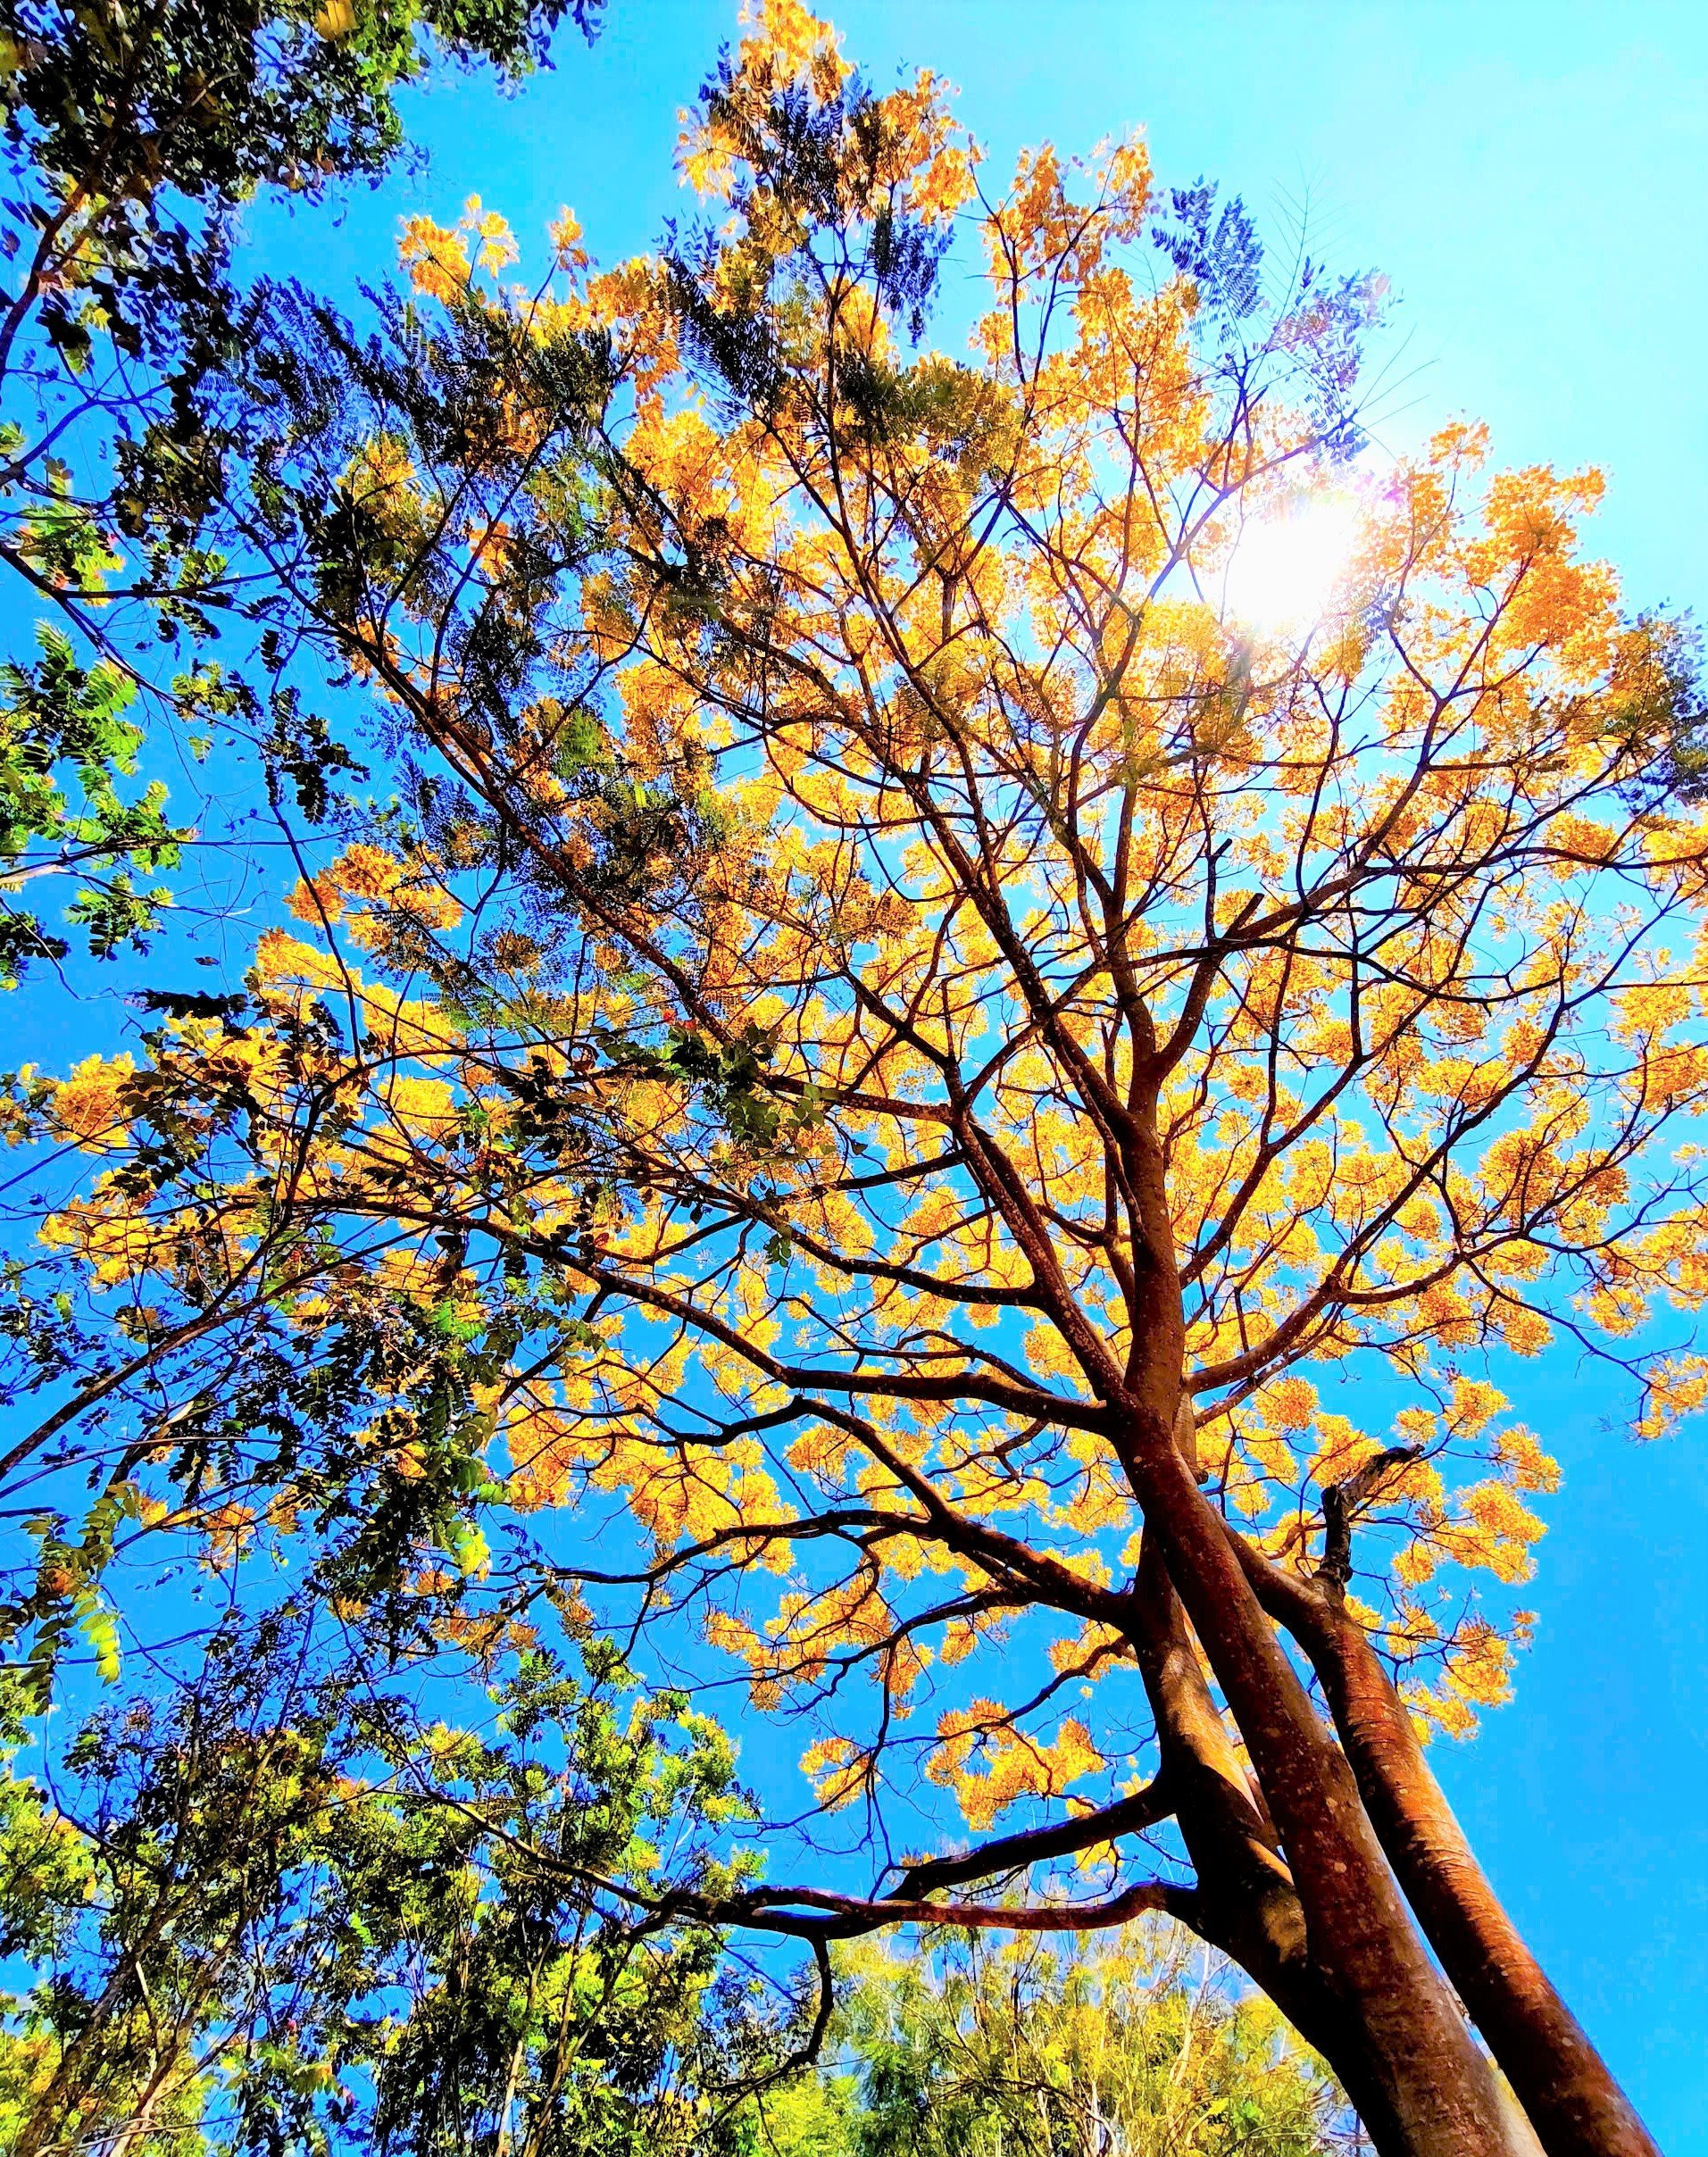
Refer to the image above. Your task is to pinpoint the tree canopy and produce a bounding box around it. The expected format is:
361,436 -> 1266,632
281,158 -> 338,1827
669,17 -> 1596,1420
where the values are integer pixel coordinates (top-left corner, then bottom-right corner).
0,1611 -> 780,2157
1,6 -> 1698,2155
0,0 -> 603,980
814,1928 -> 1341,2157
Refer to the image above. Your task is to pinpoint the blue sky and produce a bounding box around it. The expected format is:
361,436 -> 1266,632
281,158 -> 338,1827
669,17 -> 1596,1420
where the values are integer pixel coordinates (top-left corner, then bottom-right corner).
229,2 -> 1704,2141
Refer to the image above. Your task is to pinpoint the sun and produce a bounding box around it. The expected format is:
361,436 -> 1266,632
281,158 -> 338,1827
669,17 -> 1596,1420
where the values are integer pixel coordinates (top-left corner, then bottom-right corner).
1219,489 -> 1363,640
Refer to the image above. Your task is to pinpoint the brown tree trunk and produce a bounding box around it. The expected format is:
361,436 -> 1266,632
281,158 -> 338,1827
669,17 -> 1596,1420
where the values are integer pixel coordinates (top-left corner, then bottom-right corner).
1121,1418 -> 1526,2157
1128,1537 -> 1412,2154
1233,1540 -> 1660,2157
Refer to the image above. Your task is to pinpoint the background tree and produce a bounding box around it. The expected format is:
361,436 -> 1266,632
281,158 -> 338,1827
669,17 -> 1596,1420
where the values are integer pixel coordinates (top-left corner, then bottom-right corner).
812,1928 -> 1344,2157
0,1605 -> 778,2157
9,4 -> 1707,2154
0,0 -> 604,981
0,1597 -> 1349,2157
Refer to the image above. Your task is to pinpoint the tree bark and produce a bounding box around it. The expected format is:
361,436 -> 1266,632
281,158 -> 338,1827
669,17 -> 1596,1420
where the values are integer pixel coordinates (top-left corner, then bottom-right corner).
1128,1536 -> 1412,2155
1232,1537 -> 1660,2157
1121,1414 -> 1527,2157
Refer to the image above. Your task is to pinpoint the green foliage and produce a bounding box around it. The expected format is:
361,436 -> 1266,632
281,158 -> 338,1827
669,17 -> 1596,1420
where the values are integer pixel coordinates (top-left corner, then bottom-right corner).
812,1931 -> 1343,2157
0,0 -> 604,359
608,1021 -> 821,1154
1,0 -> 602,222
0,623 -> 187,979
0,1611 -> 775,2157
1610,609 -> 1708,807
0,1603 -> 1346,2157
0,0 -> 605,979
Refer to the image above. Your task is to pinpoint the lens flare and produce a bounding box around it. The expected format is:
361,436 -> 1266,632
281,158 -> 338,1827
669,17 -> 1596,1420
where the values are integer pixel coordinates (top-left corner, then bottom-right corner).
1221,491 -> 1362,638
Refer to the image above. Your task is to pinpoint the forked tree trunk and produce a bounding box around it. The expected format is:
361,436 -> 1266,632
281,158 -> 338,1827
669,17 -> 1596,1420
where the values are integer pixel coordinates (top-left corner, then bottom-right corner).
1230,1541 -> 1661,2157
1129,1537 -> 1413,2153
1097,1116 -> 1637,2153
1122,1416 -> 1529,2157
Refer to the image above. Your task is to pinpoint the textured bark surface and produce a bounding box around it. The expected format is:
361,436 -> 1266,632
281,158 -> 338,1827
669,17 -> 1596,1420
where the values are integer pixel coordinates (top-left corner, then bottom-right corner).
1269,1564 -> 1662,2157
1129,1541 -> 1409,2155
1124,1438 -> 1525,2157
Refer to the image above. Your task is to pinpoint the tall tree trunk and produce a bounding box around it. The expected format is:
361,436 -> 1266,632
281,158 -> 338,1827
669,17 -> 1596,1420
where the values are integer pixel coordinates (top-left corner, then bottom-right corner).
1121,1412 -> 1526,2157
1232,1537 -> 1660,2157
1128,1536 -> 1412,2155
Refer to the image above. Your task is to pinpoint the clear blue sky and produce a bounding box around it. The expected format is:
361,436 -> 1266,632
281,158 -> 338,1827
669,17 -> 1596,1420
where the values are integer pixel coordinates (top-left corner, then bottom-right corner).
238,3 -> 1708,2139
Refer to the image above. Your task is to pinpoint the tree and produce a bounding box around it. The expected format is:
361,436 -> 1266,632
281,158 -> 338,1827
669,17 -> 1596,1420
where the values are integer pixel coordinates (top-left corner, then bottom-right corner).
0,0 -> 605,979
10,4 -> 1704,2152
0,1607 -> 779,2157
812,1928 -> 1344,2157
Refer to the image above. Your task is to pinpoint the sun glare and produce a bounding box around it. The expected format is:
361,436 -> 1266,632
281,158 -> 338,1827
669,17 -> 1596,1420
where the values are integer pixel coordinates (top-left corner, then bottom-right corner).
1220,491 -> 1364,640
